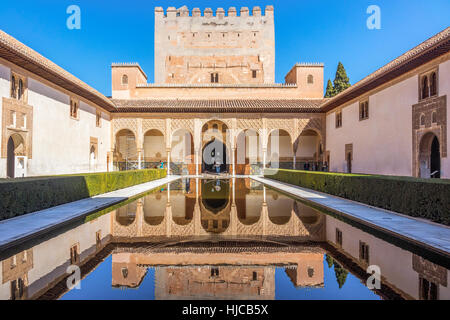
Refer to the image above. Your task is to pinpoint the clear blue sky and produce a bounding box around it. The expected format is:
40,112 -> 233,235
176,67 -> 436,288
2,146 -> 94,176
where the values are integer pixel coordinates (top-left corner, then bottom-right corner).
0,0 -> 449,96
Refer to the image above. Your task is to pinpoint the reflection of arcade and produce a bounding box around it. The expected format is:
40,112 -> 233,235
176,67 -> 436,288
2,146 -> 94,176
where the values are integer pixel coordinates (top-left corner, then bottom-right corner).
111,246 -> 325,299
201,179 -> 231,233
112,178 -> 325,239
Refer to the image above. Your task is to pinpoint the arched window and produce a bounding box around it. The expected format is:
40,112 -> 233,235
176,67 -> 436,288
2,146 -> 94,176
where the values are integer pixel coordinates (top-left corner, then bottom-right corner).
11,75 -> 16,98
18,79 -> 24,100
430,72 -> 437,96
432,111 -> 437,124
420,114 -> 426,126
422,76 -> 429,99
307,75 -> 314,84
122,74 -> 128,85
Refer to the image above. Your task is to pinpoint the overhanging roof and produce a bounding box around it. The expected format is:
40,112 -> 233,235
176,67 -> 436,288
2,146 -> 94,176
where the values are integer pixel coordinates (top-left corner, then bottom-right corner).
0,30 -> 116,112
111,98 -> 326,113
321,27 -> 450,112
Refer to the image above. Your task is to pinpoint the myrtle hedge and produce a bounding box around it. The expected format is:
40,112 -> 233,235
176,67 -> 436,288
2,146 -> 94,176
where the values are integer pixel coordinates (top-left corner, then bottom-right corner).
0,169 -> 166,221
265,169 -> 450,225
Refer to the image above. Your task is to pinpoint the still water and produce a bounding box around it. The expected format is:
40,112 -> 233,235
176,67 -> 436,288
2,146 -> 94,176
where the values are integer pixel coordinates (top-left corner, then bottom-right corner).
0,178 -> 448,300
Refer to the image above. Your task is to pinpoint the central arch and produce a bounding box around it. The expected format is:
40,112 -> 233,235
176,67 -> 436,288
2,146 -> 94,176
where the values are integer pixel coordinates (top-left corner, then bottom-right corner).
202,138 -> 229,173
201,120 -> 230,174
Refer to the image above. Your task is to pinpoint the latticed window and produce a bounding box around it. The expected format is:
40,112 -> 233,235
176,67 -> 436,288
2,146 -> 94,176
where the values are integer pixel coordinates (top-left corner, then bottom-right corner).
307,74 -> 314,84
335,111 -> 343,128
359,241 -> 370,264
122,74 -> 128,85
70,98 -> 79,119
96,112 -> 101,127
10,75 -> 16,98
359,101 -> 369,120
336,228 -> 343,246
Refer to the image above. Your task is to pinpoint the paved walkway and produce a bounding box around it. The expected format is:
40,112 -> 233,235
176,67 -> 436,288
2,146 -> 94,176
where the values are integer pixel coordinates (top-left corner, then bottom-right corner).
252,176 -> 450,257
0,176 -> 180,252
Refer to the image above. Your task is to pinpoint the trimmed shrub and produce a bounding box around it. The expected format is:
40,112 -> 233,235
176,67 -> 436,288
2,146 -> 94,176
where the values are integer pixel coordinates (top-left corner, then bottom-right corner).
0,169 -> 166,221
265,169 -> 450,225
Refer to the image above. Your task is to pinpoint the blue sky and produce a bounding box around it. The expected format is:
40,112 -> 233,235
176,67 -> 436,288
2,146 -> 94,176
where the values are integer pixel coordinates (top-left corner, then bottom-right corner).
0,0 -> 449,96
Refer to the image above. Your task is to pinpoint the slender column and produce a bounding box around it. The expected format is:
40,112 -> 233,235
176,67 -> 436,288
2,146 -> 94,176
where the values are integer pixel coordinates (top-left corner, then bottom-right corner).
167,149 -> 171,175
195,148 -> 199,176
232,147 -> 236,176
263,148 -> 267,169
138,149 -> 142,170
293,155 -> 296,170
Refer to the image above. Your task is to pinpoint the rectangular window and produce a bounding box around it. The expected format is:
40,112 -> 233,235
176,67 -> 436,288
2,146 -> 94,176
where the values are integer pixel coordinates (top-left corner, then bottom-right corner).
359,241 -> 369,264
336,228 -> 343,246
70,98 -> 79,119
335,111 -> 342,128
252,70 -> 257,78
419,277 -> 438,300
96,231 -> 101,248
359,100 -> 369,120
96,112 -> 101,127
211,73 -> 219,83
70,244 -> 79,264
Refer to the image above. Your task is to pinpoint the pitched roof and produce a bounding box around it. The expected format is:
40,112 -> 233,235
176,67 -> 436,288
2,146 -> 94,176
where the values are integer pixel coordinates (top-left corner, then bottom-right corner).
321,27 -> 450,112
0,30 -> 116,112
111,99 -> 326,113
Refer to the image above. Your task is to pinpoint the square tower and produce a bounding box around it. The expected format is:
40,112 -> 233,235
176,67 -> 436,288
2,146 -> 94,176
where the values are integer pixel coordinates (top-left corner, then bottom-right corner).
154,6 -> 275,84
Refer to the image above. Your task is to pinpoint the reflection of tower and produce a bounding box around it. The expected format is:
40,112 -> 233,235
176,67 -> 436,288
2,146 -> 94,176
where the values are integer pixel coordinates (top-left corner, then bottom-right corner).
111,254 -> 147,288
284,253 -> 325,288
154,266 -> 275,300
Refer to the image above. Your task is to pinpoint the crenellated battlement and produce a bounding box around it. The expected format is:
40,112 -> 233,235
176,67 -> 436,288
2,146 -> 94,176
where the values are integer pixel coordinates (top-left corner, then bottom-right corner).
154,5 -> 274,19
154,5 -> 275,84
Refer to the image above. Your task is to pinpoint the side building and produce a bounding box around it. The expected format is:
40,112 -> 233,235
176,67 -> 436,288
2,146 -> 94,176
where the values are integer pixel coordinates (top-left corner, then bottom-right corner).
323,27 -> 450,178
0,30 -> 115,178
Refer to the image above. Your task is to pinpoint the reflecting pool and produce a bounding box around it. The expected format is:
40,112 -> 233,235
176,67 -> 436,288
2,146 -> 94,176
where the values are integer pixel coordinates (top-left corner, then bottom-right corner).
0,178 -> 448,300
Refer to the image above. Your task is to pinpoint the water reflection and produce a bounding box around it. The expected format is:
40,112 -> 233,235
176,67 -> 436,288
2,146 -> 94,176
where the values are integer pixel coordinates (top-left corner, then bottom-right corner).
0,178 -> 448,300
113,178 -> 325,239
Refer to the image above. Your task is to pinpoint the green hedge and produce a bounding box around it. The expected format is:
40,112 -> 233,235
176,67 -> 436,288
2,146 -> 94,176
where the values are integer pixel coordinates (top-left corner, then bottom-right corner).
0,169 -> 166,221
264,169 -> 450,225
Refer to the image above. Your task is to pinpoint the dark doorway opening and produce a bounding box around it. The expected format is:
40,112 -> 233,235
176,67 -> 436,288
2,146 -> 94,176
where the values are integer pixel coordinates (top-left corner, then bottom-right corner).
347,152 -> 352,174
7,136 -> 15,178
202,138 -> 228,173
430,136 -> 440,178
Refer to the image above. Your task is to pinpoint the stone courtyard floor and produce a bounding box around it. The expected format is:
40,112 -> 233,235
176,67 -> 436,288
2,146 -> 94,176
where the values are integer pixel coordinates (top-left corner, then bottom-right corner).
0,176 -> 179,251
253,176 -> 450,258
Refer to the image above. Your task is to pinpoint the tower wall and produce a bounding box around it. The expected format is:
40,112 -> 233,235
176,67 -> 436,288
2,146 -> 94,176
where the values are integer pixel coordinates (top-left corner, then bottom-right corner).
154,6 -> 275,84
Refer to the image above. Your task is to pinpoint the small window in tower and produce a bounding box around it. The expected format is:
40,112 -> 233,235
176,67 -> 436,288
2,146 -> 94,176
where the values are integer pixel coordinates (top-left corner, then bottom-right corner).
211,73 -> 219,83
252,70 -> 257,79
122,74 -> 128,85
307,75 -> 314,84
